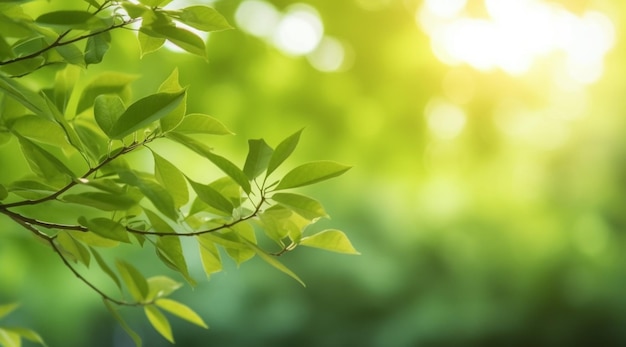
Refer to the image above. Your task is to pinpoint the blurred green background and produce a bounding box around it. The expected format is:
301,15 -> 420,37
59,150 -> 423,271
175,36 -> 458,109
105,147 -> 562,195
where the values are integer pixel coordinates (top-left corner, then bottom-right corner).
3,0 -> 626,346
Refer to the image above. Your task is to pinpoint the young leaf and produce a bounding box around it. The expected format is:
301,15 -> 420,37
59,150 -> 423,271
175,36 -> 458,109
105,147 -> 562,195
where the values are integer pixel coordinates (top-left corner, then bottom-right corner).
147,276 -> 182,300
116,260 -> 149,302
139,0 -> 173,7
90,247 -> 122,290
6,327 -> 47,346
94,95 -> 125,137
146,24 -> 206,58
121,2 -> 149,19
172,113 -> 233,135
0,75 -> 51,120
78,217 -> 130,243
57,231 -> 91,266
0,328 -> 20,347
104,299 -> 142,347
108,90 -> 186,139
63,192 -> 137,211
152,151 -> 189,208
16,136 -> 76,180
186,177 -> 233,215
156,298 -> 208,329
271,192 -> 328,220
144,305 -> 174,343
267,129 -> 303,176
156,236 -> 196,286
175,5 -> 232,32
85,30 -> 111,65
197,240 -> 222,278
300,229 -> 360,254
275,161 -> 351,190
76,72 -> 137,114
243,138 -> 273,180
138,31 -> 165,57
9,115 -> 69,148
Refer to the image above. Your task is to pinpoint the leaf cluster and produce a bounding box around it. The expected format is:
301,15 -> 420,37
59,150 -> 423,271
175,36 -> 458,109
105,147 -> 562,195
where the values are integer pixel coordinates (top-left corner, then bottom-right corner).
0,1 -> 357,345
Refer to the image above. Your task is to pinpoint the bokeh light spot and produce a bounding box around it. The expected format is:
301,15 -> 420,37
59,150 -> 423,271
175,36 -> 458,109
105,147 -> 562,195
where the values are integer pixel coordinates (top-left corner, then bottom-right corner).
235,0 -> 281,39
273,4 -> 324,56
425,99 -> 467,140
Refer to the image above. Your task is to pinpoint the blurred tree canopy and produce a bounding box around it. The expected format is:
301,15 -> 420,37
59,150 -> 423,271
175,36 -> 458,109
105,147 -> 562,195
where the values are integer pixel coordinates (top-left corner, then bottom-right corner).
3,0 -> 626,346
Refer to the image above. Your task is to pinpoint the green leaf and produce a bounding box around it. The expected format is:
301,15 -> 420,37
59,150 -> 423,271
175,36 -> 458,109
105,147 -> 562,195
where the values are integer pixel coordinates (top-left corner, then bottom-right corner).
7,179 -> 57,200
144,208 -> 175,233
108,90 -> 186,139
118,171 -> 179,221
35,11 -> 93,28
271,192 -> 328,220
187,177 -> 233,215
144,305 -> 174,343
156,298 -> 208,329
0,74 -> 51,120
300,229 -> 360,254
0,303 -> 19,319
147,276 -> 181,300
16,136 -> 74,180
85,30 -> 111,65
197,240 -> 221,278
276,161 -> 351,190
245,240 -> 305,286
57,231 -> 91,266
76,72 -> 137,114
78,217 -> 130,243
9,115 -> 69,147
94,95 -> 125,137
121,2 -> 149,19
40,92 -> 85,155
104,299 -> 142,347
138,31 -> 165,57
0,184 -> 7,200
0,328 -> 20,347
267,129 -> 303,176
145,24 -> 207,58
63,192 -> 137,211
174,6 -> 232,32
223,223 -> 256,265
156,236 -> 196,286
243,138 -> 273,180
71,230 -> 120,248
139,0 -> 173,7
116,260 -> 149,302
6,327 -> 47,346
157,68 -> 186,132
90,247 -> 121,290
167,132 -> 251,194
152,151 -> 188,208
54,43 -> 85,67
172,113 -> 233,135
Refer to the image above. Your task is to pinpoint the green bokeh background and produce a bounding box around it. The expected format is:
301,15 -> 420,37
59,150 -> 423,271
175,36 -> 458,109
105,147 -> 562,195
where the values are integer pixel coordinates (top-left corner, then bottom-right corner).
3,0 -> 626,346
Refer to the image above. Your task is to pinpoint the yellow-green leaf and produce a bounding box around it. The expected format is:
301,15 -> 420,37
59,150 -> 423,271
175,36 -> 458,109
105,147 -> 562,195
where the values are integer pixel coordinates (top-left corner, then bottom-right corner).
144,305 -> 174,343
275,161 -> 351,190
116,260 -> 149,302
300,229 -> 360,255
156,298 -> 208,329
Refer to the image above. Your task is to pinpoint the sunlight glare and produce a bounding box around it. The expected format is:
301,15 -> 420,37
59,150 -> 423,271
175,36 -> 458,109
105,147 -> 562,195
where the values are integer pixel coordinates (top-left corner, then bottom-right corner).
425,99 -> 466,140
307,36 -> 347,72
235,0 -> 281,39
273,4 -> 324,56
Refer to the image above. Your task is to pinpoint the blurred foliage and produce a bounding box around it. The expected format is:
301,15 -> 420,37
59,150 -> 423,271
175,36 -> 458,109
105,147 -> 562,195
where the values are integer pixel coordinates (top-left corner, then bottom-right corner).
3,0 -> 626,346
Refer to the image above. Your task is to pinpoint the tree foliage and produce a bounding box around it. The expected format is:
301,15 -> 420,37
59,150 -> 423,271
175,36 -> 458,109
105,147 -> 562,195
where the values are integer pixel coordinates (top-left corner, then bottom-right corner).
0,1 -> 356,345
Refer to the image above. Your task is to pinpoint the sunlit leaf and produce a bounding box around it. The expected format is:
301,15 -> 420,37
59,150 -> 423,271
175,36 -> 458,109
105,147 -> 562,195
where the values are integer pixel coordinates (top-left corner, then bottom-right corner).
71,230 -> 120,248
16,135 -> 75,180
243,138 -> 273,180
156,235 -> 196,285
147,276 -> 181,300
9,115 -> 68,147
104,299 -> 142,347
271,192 -> 328,220
156,298 -> 208,329
116,260 -> 149,302
108,90 -> 185,139
0,328 -> 20,347
138,31 -> 165,57
172,113 -> 233,135
300,229 -> 360,254
145,24 -> 206,58
144,305 -> 174,343
197,240 -> 222,278
78,217 -> 130,243
121,2 -> 149,19
0,74 -> 51,120
6,327 -> 46,346
267,128 -> 303,176
94,95 -> 125,137
7,179 -> 57,200
152,151 -> 188,208
63,192 -> 137,211
275,161 -> 351,190
0,303 -> 19,319
174,5 -> 232,32
76,72 -> 137,114
158,68 -> 186,132
57,231 -> 91,266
